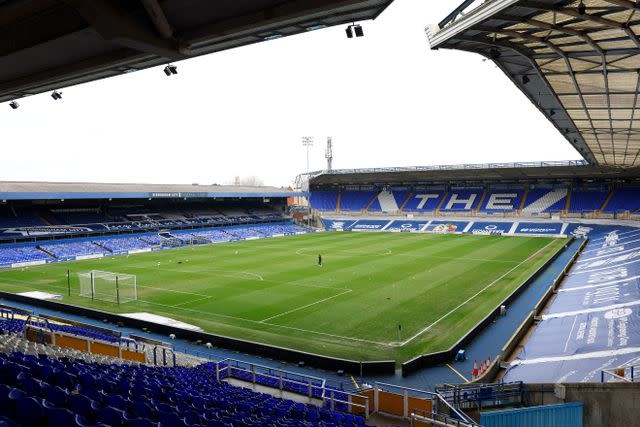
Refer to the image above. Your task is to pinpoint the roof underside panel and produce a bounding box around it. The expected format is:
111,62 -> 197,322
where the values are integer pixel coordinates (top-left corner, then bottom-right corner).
0,0 -> 394,103
429,0 -> 640,168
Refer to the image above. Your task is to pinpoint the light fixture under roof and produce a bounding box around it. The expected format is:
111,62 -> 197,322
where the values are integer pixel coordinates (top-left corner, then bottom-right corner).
163,64 -> 178,76
345,24 -> 364,39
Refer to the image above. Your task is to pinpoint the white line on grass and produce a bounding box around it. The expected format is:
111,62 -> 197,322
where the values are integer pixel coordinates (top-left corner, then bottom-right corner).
148,266 -> 346,291
0,272 -> 396,348
295,247 -> 393,257
136,297 -> 393,347
171,295 -> 213,308
259,289 -> 352,323
141,266 -> 264,282
295,248 -> 521,264
137,284 -> 210,298
396,239 -> 558,347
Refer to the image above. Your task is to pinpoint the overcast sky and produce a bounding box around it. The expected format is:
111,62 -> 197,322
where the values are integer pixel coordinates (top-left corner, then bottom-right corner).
0,0 -> 581,188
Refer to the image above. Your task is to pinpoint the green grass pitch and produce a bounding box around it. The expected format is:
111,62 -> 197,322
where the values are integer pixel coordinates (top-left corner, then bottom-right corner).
0,232 -> 567,363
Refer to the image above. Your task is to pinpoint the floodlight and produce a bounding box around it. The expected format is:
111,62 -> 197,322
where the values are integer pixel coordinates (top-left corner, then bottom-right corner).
549,109 -> 556,117
346,24 -> 364,39
9,101 -> 19,110
51,90 -> 62,100
163,64 -> 177,76
522,75 -> 530,85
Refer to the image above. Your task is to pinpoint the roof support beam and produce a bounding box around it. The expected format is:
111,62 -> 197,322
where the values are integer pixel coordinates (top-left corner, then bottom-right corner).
140,0 -> 174,39
185,0 -> 377,47
476,27 -> 607,161
62,0 -> 189,59
0,49 -> 153,99
604,0 -> 640,12
452,35 -> 598,163
520,1 -> 640,49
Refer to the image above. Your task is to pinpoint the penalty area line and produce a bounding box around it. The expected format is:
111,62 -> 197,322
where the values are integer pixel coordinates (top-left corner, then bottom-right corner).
259,289 -> 352,323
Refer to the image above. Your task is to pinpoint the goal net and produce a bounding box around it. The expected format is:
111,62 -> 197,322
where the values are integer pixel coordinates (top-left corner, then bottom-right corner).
78,270 -> 137,304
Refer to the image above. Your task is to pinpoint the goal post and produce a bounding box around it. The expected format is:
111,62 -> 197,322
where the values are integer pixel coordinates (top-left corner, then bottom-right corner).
78,270 -> 137,304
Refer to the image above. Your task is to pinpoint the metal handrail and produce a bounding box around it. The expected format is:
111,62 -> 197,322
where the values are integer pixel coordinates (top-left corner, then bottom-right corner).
215,359 -> 370,417
412,410 -> 481,427
295,160 -> 589,186
438,0 -> 482,29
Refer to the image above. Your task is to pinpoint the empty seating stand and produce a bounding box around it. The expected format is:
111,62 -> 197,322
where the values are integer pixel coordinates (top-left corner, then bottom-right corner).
401,191 -> 445,212
338,192 -> 378,212
309,191 -> 339,211
479,190 -> 524,213
603,187 -> 640,214
440,190 -> 483,212
568,190 -> 609,213
0,350 -> 371,427
0,247 -> 49,268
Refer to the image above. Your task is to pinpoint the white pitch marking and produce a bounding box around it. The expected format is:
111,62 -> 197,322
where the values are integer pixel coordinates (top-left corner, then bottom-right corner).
398,239 -> 558,347
137,284 -> 211,298
172,295 -> 213,307
295,247 -> 392,257
259,289 -> 352,323
151,265 -> 342,291
136,297 -> 394,347
295,247 -> 519,264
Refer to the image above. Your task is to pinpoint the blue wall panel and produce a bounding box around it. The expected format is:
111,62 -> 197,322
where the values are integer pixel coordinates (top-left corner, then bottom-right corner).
480,403 -> 583,427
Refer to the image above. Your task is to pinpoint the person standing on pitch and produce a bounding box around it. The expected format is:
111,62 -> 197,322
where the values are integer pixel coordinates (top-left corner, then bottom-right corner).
318,254 -> 322,267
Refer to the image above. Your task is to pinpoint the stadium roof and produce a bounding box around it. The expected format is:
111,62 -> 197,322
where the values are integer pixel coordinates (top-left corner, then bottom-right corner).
0,181 -> 299,201
0,0 -> 394,104
307,160 -> 640,186
428,0 -> 640,168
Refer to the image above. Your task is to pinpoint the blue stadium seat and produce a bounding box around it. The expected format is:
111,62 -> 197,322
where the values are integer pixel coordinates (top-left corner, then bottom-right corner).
339,191 -> 378,211
0,349 -> 372,427
309,191 -> 339,211
45,407 -> 78,427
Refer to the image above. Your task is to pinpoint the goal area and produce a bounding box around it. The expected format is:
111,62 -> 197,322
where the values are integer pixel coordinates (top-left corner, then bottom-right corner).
78,270 -> 137,304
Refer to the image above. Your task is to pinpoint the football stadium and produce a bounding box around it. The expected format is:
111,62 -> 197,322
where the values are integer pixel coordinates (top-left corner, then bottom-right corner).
0,1 -> 639,426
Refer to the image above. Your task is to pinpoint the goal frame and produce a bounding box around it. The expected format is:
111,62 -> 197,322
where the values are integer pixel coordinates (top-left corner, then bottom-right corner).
78,270 -> 137,304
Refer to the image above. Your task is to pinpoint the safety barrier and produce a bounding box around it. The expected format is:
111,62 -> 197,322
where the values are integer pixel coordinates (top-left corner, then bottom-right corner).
152,345 -> 177,367
22,315 -> 146,363
435,382 -> 524,411
215,358 -> 370,418
411,410 -> 479,427
355,382 -> 477,426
